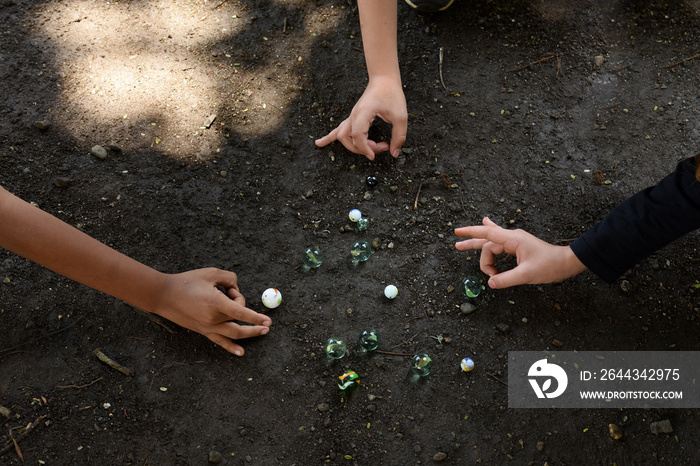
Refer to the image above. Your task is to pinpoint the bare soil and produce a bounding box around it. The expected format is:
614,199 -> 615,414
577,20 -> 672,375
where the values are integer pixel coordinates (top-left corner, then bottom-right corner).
2,0 -> 700,464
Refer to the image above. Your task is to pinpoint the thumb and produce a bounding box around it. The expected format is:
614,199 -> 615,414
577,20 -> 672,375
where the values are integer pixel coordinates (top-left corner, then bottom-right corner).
487,269 -> 528,289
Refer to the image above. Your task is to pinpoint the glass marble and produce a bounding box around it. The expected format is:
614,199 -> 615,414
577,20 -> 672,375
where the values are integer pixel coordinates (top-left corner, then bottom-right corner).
384,285 -> 398,299
357,217 -> 370,231
460,357 -> 475,372
325,337 -> 347,359
366,176 -> 378,188
411,353 -> 433,377
358,328 -> 379,351
349,209 -> 362,222
350,241 -> 372,265
302,246 -> 323,269
461,276 -> 484,298
261,288 -> 282,309
338,370 -> 360,393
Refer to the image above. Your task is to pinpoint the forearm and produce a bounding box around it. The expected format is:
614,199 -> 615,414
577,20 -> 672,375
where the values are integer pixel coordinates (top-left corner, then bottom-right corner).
571,156 -> 700,283
0,186 -> 167,311
358,0 -> 400,82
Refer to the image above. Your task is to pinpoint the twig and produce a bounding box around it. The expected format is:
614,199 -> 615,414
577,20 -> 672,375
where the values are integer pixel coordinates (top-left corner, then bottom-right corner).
662,53 -> 700,69
507,54 -> 555,73
283,17 -> 287,33
439,47 -> 448,91
413,180 -> 424,210
56,377 -> 103,390
487,372 -> 509,387
0,317 -> 84,355
0,415 -> 46,457
93,349 -> 135,377
375,350 -> 413,357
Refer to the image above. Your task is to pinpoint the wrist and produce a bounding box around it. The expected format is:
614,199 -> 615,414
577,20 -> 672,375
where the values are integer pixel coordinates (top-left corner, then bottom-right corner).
562,246 -> 587,278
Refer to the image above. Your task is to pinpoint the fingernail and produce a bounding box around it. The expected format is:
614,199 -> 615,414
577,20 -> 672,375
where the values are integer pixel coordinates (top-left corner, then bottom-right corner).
234,349 -> 243,356
488,278 -> 497,288
262,319 -> 272,326
260,327 -> 269,335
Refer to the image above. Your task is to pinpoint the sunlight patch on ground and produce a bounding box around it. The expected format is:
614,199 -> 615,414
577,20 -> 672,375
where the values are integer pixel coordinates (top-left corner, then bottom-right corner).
29,0 -> 342,159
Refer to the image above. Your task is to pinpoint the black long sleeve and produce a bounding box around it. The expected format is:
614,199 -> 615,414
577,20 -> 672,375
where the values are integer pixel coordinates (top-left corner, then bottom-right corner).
570,156 -> 700,283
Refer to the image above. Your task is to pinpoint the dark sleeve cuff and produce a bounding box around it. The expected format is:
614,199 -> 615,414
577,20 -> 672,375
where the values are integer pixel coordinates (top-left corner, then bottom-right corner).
570,156 -> 700,283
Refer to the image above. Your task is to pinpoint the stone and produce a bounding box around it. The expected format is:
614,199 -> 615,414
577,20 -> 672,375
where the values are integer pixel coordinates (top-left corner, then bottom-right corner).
433,452 -> 447,462
34,120 -> 51,130
317,402 -> 330,413
208,450 -> 222,464
650,419 -> 673,434
91,145 -> 108,160
460,303 -> 477,315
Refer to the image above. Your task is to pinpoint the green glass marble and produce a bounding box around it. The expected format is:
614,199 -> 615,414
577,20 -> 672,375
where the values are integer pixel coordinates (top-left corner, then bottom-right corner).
461,276 -> 483,298
325,337 -> 347,359
350,240 -> 372,265
357,217 -> 370,231
358,328 -> 379,351
338,370 -> 360,393
302,246 -> 323,270
411,353 -> 433,377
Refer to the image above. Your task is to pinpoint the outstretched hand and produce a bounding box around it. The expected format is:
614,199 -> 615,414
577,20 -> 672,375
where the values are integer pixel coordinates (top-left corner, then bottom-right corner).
152,268 -> 272,356
454,217 -> 587,289
315,76 -> 407,160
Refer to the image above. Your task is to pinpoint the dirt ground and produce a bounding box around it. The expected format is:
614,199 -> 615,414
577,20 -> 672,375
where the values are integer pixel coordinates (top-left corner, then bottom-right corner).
2,0 -> 700,464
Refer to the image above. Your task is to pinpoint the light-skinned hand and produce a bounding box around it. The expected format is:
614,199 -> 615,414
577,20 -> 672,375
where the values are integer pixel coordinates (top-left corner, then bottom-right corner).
454,217 -> 587,289
315,76 -> 407,160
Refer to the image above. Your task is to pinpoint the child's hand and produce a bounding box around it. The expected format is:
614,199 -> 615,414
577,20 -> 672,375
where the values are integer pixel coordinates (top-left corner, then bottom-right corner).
454,217 -> 587,289
315,76 -> 407,160
153,268 -> 272,356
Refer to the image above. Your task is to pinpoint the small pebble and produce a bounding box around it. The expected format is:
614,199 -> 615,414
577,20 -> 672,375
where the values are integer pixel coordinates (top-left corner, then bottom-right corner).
91,145 -> 107,160
433,452 -> 447,462
317,403 -> 330,413
372,238 -> 382,250
390,185 -> 399,193
363,192 -> 372,201
460,303 -> 477,315
650,419 -> 673,434
536,441 -> 544,452
34,120 -> 51,130
496,323 -> 510,333
620,280 -> 630,292
107,142 -> 122,152
323,417 -> 332,428
54,177 -> 71,188
208,450 -> 222,464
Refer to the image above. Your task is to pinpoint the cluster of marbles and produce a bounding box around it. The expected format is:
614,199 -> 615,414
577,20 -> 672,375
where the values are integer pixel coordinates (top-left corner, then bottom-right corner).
349,209 -> 370,231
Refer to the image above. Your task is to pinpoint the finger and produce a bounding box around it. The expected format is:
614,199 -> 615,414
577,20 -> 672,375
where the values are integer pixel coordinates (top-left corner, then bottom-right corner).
367,140 -> 390,154
210,269 -> 239,291
221,321 -> 271,340
350,121 -> 375,160
315,127 -> 341,148
227,287 -> 246,308
454,225 -> 491,240
454,238 -> 489,251
208,333 -> 246,356
221,300 -> 272,327
389,118 -> 407,158
487,267 -> 529,289
479,241 -> 504,276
